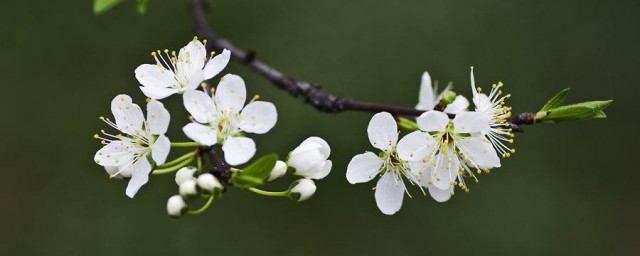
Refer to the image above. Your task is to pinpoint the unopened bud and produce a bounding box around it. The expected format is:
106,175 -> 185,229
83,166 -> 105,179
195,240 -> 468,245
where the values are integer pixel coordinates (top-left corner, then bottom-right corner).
196,173 -> 223,195
268,160 -> 288,182
175,167 -> 196,185
288,179 -> 317,202
179,180 -> 198,198
167,195 -> 187,218
441,91 -> 457,105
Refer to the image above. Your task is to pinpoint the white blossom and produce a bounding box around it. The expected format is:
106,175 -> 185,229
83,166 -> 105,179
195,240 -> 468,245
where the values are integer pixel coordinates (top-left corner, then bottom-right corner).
196,173 -> 223,194
175,167 -> 197,186
416,71 -> 469,114
94,94 -> 171,198
268,160 -> 288,182
135,37 -> 231,99
399,110 -> 501,199
167,195 -> 187,217
470,67 -> 516,158
287,137 -> 332,180
346,112 -> 421,215
182,74 -> 278,165
179,179 -> 198,198
289,179 -> 317,202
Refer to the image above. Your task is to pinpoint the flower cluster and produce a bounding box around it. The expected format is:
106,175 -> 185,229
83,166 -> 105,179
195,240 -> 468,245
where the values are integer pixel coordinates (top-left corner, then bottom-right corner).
347,68 -> 515,215
93,37 -> 333,216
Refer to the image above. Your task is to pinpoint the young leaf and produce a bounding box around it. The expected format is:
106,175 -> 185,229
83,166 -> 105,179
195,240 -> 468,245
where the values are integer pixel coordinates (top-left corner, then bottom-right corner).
230,154 -> 278,188
93,0 -> 126,15
398,117 -> 419,131
539,100 -> 612,123
539,88 -> 570,112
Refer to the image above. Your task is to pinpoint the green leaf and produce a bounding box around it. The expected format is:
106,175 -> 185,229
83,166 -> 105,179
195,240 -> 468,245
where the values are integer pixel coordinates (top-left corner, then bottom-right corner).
137,0 -> 148,14
539,88 -> 570,112
539,100 -> 612,123
230,154 -> 278,188
93,0 -> 126,14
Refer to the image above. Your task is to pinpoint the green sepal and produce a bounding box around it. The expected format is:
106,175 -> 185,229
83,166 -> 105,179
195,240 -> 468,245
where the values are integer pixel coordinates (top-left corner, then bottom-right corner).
538,100 -> 612,123
398,117 -> 419,131
93,0 -> 126,15
539,88 -> 571,112
230,154 -> 278,188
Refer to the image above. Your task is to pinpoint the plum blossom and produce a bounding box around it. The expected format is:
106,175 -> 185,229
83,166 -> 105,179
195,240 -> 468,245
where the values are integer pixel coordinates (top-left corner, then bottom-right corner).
400,111 -> 501,197
470,67 -> 516,158
287,137 -> 332,180
182,74 -> 277,166
135,37 -> 230,99
416,71 -> 469,114
346,112 -> 424,215
94,94 -> 171,198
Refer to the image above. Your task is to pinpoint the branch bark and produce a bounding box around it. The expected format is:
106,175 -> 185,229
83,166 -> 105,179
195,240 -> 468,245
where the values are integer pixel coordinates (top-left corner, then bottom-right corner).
187,0 -> 533,131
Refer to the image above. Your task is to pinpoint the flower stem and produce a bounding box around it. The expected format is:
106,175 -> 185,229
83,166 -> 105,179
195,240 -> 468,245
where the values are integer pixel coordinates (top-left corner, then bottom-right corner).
156,151 -> 197,169
170,142 -> 202,148
152,157 -> 193,175
248,187 -> 289,197
188,196 -> 214,215
196,153 -> 203,172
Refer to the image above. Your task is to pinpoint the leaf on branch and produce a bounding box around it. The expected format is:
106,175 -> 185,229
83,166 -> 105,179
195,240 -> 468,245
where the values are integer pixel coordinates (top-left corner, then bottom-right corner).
93,0 -> 126,15
539,88 -> 570,112
230,154 -> 278,188
137,0 -> 149,14
538,100 -> 612,123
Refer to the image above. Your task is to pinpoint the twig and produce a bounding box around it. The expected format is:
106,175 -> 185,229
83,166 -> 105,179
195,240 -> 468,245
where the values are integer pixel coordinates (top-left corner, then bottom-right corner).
187,0 -> 534,132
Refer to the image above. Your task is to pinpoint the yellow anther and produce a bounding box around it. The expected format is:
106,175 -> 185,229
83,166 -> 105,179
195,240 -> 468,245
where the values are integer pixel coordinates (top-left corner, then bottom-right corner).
116,134 -> 123,138
200,82 -> 207,89
203,39 -> 208,44
484,169 -> 490,174
477,87 -> 482,92
427,181 -> 432,185
477,169 -> 482,174
145,98 -> 151,103
210,87 -> 215,94
151,52 -> 157,57
100,129 -> 105,134
101,140 -> 107,145
164,49 -> 169,54
188,116 -> 194,121
449,191 -> 455,196
193,36 -> 198,41
211,51 -> 216,56
511,149 -> 516,154
120,97 -> 125,101
171,51 -> 176,56
93,134 -> 99,139
252,95 -> 260,101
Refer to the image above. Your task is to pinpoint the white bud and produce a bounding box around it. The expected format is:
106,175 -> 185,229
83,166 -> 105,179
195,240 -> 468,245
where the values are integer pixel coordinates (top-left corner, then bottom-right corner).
289,179 -> 317,202
179,179 -> 198,198
175,167 -> 196,185
196,173 -> 223,194
287,137 -> 332,180
166,195 -> 187,217
268,160 -> 288,182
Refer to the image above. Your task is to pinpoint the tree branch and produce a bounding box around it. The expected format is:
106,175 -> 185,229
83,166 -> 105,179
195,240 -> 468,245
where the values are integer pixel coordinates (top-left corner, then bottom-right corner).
187,0 -> 534,131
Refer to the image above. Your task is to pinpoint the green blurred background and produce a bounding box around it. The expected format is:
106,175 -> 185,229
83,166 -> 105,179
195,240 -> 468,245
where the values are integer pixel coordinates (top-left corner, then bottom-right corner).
1,0 -> 637,255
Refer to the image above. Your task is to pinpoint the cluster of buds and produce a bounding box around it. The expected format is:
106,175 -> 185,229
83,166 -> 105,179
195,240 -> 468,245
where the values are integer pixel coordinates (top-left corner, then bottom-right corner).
167,167 -> 224,218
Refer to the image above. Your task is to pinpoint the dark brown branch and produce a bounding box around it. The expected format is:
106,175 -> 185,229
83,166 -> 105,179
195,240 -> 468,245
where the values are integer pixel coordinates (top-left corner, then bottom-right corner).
188,0 -> 533,131
202,147 -> 232,185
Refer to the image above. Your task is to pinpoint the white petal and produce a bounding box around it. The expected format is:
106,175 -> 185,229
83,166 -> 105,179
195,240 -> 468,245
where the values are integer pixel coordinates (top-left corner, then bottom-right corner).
239,101 -> 277,134
299,137 -> 331,158
288,143 -> 325,174
125,157 -> 153,198
185,69 -> 205,91
458,135 -> 501,169
183,90 -> 216,124
375,172 -> 405,215
416,71 -> 436,111
470,67 -> 479,101
215,74 -> 247,113
427,184 -> 453,203
146,100 -> 170,135
417,111 -> 449,132
346,152 -> 383,184
431,152 -> 459,190
182,122 -> 217,146
397,131 -> 436,161
222,137 -> 256,166
94,140 -> 138,167
367,112 -> 398,151
407,161 -> 430,187
111,95 -> 145,135
444,95 -> 469,114
304,160 -> 332,180
453,111 -> 488,134
139,86 -> 179,100
178,40 -> 207,80
473,93 -> 492,113
203,49 -> 231,80
151,135 -> 170,165
134,64 -> 177,89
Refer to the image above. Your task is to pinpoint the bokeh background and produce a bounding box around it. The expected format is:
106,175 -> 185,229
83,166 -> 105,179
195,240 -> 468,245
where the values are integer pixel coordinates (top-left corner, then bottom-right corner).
1,0 -> 638,255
